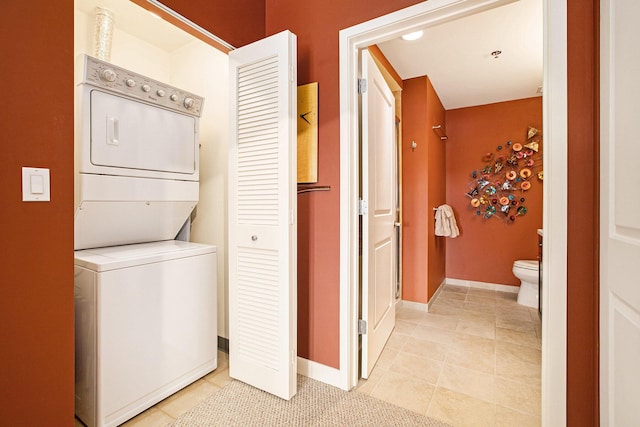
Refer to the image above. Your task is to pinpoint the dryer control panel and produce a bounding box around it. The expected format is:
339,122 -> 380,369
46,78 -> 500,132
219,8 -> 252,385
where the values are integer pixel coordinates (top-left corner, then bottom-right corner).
81,55 -> 204,117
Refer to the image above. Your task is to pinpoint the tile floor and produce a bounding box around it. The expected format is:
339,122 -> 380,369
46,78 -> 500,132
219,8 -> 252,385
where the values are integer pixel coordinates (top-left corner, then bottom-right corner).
75,284 -> 541,427
356,284 -> 542,426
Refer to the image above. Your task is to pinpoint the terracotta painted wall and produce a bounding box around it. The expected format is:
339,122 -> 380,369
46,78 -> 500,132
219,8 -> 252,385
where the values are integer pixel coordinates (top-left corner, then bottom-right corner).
0,2 -> 74,425
445,98 -> 543,286
402,77 -> 446,304
567,0 -> 599,424
264,0 -> 423,368
160,0 -> 265,48
425,79 -> 447,300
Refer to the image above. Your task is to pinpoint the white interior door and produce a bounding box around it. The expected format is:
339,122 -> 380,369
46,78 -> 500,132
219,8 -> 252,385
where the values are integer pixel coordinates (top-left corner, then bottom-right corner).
228,30 -> 298,400
360,49 -> 397,379
600,0 -> 640,425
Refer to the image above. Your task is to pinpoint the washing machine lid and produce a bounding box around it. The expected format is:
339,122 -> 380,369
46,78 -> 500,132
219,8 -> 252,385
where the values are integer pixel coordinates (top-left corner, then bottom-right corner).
514,259 -> 538,271
74,240 -> 216,272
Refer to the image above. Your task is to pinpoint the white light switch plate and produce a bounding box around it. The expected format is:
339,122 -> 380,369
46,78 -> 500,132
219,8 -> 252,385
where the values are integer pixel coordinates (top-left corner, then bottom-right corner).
22,167 -> 50,202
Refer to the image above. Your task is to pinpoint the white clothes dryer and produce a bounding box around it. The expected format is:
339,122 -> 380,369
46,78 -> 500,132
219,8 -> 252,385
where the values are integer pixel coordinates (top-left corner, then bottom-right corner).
74,55 -> 205,250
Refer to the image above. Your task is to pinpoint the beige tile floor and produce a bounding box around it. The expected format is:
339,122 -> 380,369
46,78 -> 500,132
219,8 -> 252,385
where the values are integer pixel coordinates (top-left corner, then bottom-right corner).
356,284 -> 542,427
75,284 -> 541,427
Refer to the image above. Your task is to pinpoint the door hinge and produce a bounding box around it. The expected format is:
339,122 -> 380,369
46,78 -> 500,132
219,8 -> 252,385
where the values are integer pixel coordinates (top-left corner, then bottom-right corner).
358,199 -> 368,216
358,78 -> 367,94
358,319 -> 367,335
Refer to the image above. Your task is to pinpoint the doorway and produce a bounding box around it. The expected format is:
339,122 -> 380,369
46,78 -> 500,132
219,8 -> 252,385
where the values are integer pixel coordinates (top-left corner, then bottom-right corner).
339,0 -> 569,424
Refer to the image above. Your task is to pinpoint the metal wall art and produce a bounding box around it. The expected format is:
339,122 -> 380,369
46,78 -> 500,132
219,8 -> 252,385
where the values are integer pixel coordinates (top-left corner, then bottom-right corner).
465,126 -> 543,223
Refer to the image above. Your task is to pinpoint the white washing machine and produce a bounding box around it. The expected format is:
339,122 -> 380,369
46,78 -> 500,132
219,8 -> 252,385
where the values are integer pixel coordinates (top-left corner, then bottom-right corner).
74,241 -> 217,427
74,56 -> 217,427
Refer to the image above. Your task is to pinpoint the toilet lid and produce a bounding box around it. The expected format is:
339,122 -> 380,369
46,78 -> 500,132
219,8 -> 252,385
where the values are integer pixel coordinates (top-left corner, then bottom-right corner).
514,259 -> 538,271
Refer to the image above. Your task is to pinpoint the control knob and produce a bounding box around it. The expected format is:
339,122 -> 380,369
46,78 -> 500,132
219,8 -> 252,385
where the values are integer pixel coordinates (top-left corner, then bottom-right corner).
141,84 -> 151,93
170,94 -> 178,102
125,79 -> 136,87
99,68 -> 117,83
183,97 -> 195,110
156,89 -> 165,97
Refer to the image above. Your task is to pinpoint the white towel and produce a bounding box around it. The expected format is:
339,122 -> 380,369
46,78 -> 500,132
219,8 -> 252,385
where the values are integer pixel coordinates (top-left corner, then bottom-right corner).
434,204 -> 460,238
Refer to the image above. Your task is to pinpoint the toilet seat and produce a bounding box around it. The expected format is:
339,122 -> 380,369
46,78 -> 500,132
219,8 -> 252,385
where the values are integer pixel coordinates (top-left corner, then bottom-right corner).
514,259 -> 538,270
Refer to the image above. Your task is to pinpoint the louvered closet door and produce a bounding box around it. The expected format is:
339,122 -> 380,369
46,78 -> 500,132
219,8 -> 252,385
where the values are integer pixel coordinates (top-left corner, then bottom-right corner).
228,30 -> 298,400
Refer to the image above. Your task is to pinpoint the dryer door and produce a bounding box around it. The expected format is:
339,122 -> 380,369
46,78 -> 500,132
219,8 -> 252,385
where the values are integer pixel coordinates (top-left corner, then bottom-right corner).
90,90 -> 197,176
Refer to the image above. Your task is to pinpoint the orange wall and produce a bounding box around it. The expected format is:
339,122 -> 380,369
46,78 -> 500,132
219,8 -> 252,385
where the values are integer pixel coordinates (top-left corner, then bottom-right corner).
264,0 -> 423,368
426,79 -> 447,300
567,0 -> 599,423
160,0 -> 265,48
0,2 -> 75,425
445,98 -> 543,286
401,77 -> 446,304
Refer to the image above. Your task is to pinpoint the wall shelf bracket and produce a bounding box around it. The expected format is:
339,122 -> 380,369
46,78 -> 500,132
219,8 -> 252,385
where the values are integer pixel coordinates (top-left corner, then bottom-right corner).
432,124 -> 448,141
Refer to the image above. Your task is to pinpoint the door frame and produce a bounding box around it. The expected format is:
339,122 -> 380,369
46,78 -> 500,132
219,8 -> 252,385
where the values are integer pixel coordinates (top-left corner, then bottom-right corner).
338,0 -> 568,424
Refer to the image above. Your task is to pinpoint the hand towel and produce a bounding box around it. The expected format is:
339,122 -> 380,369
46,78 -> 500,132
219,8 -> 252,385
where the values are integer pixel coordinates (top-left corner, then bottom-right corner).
434,204 -> 460,238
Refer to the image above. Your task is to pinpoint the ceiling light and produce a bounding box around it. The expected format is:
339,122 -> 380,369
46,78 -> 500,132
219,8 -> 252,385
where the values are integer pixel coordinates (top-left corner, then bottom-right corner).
401,30 -> 424,41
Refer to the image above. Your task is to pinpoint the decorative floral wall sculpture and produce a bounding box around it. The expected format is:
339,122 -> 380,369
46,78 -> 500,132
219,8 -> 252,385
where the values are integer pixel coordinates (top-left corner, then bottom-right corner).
465,126 -> 543,223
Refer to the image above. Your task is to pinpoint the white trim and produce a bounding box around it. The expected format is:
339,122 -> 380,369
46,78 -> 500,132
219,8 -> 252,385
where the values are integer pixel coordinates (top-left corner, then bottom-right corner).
430,278 -> 448,309
339,0 -> 568,423
445,278 -> 520,293
297,357 -> 343,388
400,299 -> 429,312
142,0 -> 236,51
542,0 -> 568,424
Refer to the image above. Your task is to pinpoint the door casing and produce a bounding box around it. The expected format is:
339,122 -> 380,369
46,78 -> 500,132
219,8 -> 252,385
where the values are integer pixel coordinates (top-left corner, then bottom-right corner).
338,1 -> 569,425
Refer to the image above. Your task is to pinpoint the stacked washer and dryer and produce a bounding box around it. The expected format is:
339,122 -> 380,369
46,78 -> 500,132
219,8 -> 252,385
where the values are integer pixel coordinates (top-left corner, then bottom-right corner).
74,55 -> 218,427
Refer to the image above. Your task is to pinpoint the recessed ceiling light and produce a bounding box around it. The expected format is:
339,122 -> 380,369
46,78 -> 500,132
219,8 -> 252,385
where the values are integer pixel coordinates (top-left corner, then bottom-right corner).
401,30 -> 424,41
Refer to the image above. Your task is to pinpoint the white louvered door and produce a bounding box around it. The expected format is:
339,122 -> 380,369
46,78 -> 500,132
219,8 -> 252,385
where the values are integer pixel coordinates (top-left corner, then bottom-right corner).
228,30 -> 297,400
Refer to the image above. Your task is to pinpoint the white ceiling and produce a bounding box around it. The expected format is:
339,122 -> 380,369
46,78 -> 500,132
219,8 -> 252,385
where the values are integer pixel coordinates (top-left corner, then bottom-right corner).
377,0 -> 543,110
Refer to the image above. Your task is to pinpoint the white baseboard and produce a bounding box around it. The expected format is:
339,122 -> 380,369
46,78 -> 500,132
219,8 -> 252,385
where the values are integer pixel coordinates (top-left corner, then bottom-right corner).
399,279 -> 447,312
398,299 -> 428,311
297,357 -> 347,390
445,278 -> 519,293
428,279 -> 447,310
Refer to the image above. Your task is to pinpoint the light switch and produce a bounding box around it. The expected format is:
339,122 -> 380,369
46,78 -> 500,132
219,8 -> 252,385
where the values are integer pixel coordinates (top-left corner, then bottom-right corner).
22,167 -> 50,202
30,175 -> 44,194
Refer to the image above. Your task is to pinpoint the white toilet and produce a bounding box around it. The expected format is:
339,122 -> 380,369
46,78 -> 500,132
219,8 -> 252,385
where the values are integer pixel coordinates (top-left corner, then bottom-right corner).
512,260 -> 539,308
